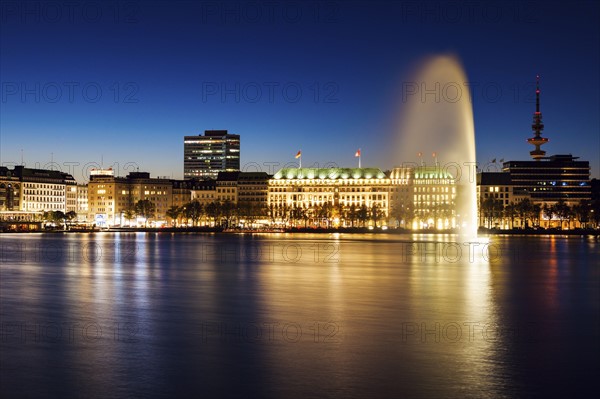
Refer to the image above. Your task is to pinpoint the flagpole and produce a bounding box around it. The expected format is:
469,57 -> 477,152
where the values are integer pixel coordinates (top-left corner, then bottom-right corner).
299,154 -> 302,169
359,148 -> 361,168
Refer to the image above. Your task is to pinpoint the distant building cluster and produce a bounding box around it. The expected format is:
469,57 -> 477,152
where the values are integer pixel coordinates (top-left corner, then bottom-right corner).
1,80 -> 598,231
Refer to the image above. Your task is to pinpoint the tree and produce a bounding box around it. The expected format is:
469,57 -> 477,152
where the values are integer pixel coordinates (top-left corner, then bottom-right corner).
300,204 -> 310,228
572,200 -> 591,229
277,203 -> 291,227
346,204 -> 358,227
42,211 -> 52,225
532,203 -> 542,227
481,198 -> 503,228
516,199 -> 533,229
43,211 -> 65,229
504,202 -> 518,229
554,199 -> 571,229
591,199 -> 600,229
53,211 -> 66,229
317,202 -> 333,227
267,204 -> 277,225
65,211 -> 77,229
166,205 -> 182,227
205,201 -> 220,226
183,201 -> 203,226
241,202 -> 266,229
542,203 -> 555,228
221,199 -> 235,228
123,208 -> 136,227
135,199 -> 156,227
357,204 -> 369,227
370,203 -> 384,228
390,203 -> 414,229
290,205 -> 306,228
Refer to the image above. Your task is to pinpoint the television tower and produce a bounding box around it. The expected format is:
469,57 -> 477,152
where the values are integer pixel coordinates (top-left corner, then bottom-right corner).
527,75 -> 549,160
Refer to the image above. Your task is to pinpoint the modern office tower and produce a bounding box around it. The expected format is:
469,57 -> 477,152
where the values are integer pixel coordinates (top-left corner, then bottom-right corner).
502,155 -> 591,204
184,130 -> 240,180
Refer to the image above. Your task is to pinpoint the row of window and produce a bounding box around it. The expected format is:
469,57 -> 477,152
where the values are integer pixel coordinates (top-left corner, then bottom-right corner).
414,187 -> 453,193
23,197 -> 64,202
24,183 -> 62,189
23,189 -> 63,195
483,193 -> 508,199
415,195 -> 451,201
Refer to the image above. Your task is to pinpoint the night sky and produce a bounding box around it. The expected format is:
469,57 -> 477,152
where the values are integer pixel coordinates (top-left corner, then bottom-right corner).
1,0 -> 598,180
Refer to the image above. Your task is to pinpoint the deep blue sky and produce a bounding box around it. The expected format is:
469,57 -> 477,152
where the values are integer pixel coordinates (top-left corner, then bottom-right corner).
1,0 -> 599,181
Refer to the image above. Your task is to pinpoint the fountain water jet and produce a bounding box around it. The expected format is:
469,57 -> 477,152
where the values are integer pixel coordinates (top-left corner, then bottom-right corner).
396,55 -> 477,236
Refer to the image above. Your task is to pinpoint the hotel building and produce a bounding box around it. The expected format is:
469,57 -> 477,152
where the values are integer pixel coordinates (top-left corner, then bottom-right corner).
389,166 -> 457,229
268,167 -> 391,226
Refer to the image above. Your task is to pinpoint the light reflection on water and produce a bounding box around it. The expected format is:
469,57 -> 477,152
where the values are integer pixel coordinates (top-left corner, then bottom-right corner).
1,233 -> 598,398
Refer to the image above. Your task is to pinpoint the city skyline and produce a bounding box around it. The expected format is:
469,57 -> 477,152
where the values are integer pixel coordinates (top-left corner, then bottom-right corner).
1,1 -> 599,179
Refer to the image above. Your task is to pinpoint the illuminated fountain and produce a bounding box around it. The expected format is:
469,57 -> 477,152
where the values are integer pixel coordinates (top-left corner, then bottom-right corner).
396,55 -> 477,236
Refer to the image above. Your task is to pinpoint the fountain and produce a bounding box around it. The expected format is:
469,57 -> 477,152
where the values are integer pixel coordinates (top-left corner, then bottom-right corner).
395,55 -> 478,236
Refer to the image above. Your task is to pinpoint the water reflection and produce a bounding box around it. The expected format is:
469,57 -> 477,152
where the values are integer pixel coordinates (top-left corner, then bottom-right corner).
0,233 -> 598,398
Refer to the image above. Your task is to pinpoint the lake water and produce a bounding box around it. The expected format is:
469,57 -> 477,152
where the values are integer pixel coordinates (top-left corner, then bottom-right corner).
1,233 -> 598,398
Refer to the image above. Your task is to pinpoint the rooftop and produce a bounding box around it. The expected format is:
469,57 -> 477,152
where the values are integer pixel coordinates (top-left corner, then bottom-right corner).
273,167 -> 387,180
477,172 -> 512,186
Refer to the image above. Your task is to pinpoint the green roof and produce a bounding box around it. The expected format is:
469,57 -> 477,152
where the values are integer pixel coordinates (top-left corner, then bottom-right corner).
273,167 -> 387,180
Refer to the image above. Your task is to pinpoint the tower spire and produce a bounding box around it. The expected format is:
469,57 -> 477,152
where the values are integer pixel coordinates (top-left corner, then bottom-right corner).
527,74 -> 548,160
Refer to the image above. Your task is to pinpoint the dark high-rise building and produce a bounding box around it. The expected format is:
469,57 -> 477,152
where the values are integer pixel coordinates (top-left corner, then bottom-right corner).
502,155 -> 591,204
184,130 -> 240,180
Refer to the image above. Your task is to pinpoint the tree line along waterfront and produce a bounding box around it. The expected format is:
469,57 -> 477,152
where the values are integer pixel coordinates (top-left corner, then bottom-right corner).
8,196 -> 599,234
479,197 -> 598,230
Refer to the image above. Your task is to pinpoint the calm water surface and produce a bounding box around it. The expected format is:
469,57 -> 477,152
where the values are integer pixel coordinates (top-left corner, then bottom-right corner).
1,233 -> 598,398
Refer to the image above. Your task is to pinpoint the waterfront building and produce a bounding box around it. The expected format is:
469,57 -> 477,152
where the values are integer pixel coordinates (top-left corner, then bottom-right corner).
216,172 -> 239,203
76,184 -> 88,222
502,155 -> 591,205
389,166 -> 457,229
88,170 -> 172,227
0,166 -> 21,212
0,165 -> 77,229
184,130 -> 240,179
237,172 -> 270,207
171,179 -> 200,209
268,167 -> 390,227
190,180 -> 217,204
0,165 -> 75,214
476,172 -> 531,228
